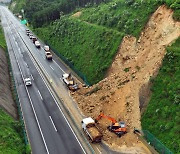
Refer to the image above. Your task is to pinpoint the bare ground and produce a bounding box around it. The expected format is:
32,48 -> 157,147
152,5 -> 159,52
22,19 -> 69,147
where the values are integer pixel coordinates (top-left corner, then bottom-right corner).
72,5 -> 180,153
0,47 -> 17,119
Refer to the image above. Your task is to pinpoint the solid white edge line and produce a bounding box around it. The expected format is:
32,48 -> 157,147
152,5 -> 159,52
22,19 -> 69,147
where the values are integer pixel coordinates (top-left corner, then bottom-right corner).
49,116 -> 57,132
10,16 -> 87,154
6,21 -> 49,154
37,90 -> 43,100
52,59 -> 65,73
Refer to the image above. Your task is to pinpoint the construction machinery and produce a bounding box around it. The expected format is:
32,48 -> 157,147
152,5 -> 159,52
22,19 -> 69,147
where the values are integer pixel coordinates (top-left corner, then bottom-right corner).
82,117 -> 102,143
62,73 -> 79,91
95,113 -> 127,137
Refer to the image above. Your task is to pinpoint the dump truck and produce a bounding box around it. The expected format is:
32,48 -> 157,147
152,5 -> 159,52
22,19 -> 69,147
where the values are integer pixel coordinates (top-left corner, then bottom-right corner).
62,73 -> 79,91
45,52 -> 52,60
82,117 -> 102,143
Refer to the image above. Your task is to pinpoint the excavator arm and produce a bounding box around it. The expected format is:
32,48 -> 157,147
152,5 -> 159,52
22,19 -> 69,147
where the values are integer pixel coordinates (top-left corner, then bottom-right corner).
95,113 -> 117,124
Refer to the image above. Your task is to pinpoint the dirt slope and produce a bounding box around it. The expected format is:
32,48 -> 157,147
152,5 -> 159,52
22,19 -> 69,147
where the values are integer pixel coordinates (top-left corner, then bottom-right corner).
0,48 -> 17,119
72,5 -> 180,153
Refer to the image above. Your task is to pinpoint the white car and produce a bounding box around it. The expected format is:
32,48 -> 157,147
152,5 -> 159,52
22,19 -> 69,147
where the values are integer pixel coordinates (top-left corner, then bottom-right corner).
29,34 -> 33,39
35,41 -> 40,48
24,78 -> 32,86
44,45 -> 49,51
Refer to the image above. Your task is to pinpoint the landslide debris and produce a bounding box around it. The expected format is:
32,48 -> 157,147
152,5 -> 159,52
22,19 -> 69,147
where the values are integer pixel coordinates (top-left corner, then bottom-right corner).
0,48 -> 17,119
72,5 -> 180,153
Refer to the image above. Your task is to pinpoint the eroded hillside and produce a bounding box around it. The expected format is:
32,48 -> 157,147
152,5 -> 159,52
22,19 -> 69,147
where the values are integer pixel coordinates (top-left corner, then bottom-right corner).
0,48 -> 17,119
72,5 -> 180,153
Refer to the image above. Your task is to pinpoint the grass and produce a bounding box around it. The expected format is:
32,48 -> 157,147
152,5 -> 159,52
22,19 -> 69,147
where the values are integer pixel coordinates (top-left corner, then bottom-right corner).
0,109 -> 26,153
141,38 -> 180,153
79,0 -> 162,37
0,27 -> 6,49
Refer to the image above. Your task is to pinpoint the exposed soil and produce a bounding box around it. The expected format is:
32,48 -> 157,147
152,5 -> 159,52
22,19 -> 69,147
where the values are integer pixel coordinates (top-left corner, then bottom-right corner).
0,47 -> 17,119
72,11 -> 82,18
72,5 -> 180,153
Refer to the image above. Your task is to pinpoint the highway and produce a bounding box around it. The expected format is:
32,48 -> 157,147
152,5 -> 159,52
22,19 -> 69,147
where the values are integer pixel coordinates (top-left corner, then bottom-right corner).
0,6 -> 87,154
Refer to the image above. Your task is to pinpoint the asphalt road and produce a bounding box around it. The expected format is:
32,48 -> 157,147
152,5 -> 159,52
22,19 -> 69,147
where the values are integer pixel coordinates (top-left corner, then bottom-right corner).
0,6 -> 86,154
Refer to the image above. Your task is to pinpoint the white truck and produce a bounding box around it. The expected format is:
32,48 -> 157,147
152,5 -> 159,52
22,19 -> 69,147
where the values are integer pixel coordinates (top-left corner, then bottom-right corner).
44,45 -> 52,60
62,73 -> 79,91
44,45 -> 50,52
35,41 -> 40,48
45,52 -> 52,60
81,117 -> 102,143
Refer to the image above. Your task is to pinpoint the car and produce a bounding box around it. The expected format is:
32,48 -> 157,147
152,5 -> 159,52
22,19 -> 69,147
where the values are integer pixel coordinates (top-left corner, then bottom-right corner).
35,41 -> 40,48
29,34 -> 33,39
32,37 -> 37,43
24,78 -> 32,86
26,31 -> 30,36
26,29 -> 30,35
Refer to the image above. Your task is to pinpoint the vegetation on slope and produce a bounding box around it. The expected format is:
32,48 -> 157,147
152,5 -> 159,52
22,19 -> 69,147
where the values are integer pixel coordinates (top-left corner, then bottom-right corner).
142,38 -> 180,153
0,109 -> 26,153
0,26 -> 27,154
34,17 -> 123,84
79,0 -> 180,37
9,0 -> 26,14
10,0 -> 109,27
0,27 -> 6,49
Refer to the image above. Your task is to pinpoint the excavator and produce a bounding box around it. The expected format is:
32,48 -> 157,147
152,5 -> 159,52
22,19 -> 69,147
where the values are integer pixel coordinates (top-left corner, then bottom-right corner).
95,113 -> 127,137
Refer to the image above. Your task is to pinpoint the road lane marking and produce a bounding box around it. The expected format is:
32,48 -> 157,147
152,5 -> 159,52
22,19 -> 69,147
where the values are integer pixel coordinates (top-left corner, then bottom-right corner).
37,90 -> 43,100
31,74 -> 34,80
49,116 -> 57,132
50,65 -> 54,71
25,62 -> 29,68
52,60 -> 65,73
97,148 -> 101,154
